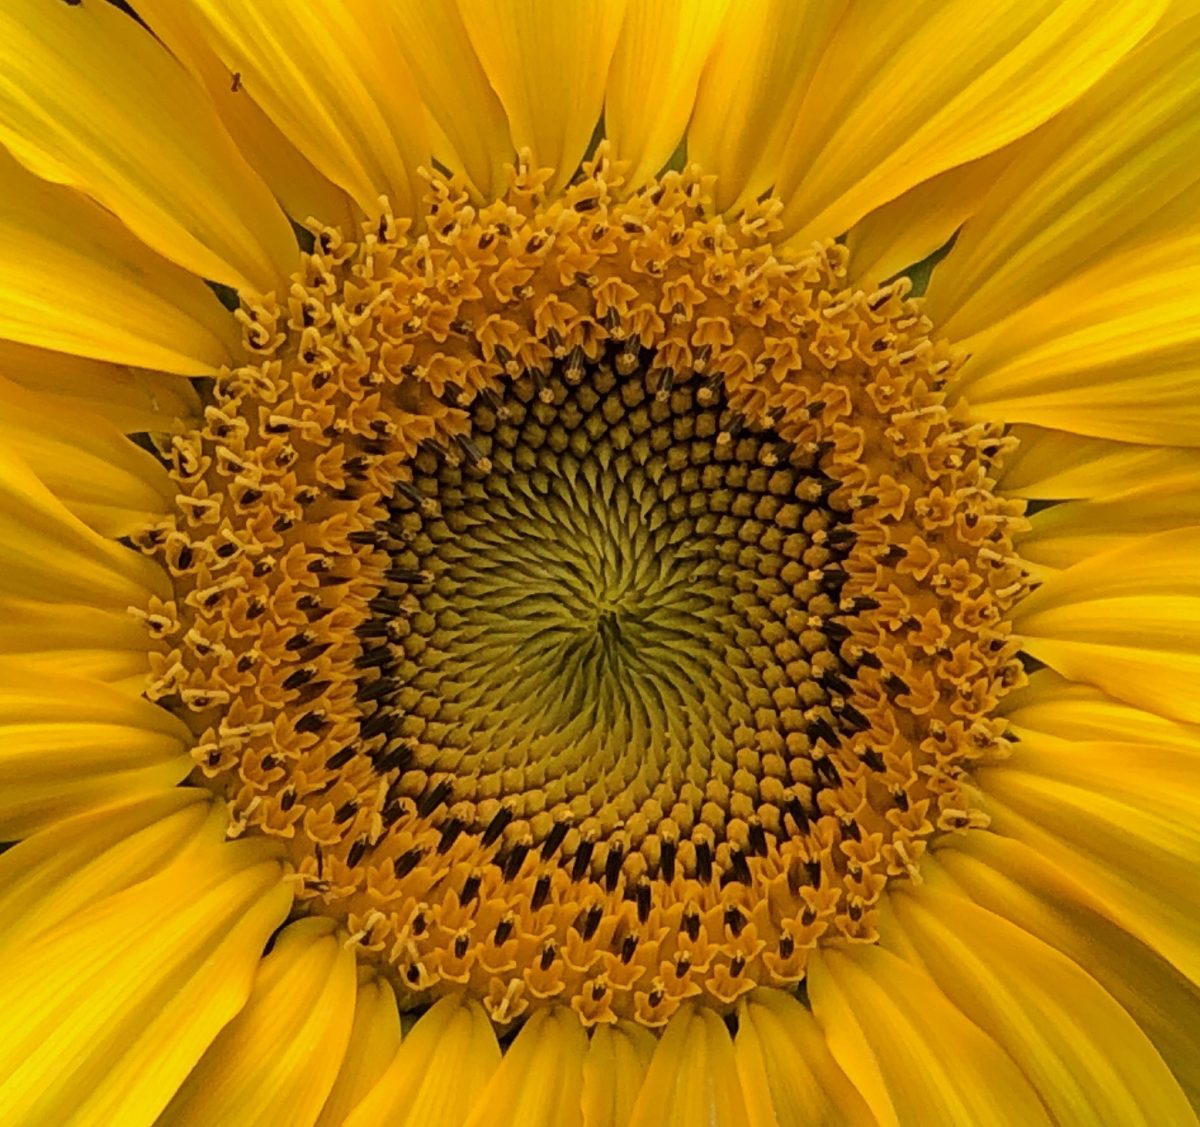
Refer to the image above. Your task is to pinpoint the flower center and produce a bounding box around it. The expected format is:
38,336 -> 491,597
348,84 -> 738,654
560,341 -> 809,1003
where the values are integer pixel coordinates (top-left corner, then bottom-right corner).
137,149 -> 1029,1028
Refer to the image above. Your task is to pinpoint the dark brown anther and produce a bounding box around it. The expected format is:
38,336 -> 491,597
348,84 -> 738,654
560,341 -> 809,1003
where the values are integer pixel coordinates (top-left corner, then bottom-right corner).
728,847 -> 752,885
481,805 -> 514,847
779,932 -> 795,959
501,840 -> 530,881
695,840 -> 714,883
620,935 -> 638,964
883,672 -> 909,697
395,480 -> 427,509
539,942 -> 557,971
348,529 -> 386,546
354,643 -> 392,669
459,870 -> 481,905
372,742 -> 412,773
826,525 -> 856,548
454,933 -> 469,959
682,907 -> 701,942
861,747 -> 886,772
437,817 -> 466,853
347,837 -> 368,868
785,795 -> 811,833
660,836 -> 677,882
282,666 -> 316,692
416,779 -> 454,818
813,754 -> 842,786
493,917 -> 514,946
836,701 -> 870,731
385,567 -> 430,586
540,818 -> 570,861
571,837 -> 595,880
747,820 -> 768,857
359,709 -> 394,740
324,745 -> 356,770
532,873 -> 552,911
356,676 -> 396,703
334,800 -> 359,824
808,715 -> 838,747
636,881 -> 652,924
580,903 -> 603,941
604,843 -> 624,892
393,848 -> 424,879
723,905 -> 747,938
294,710 -> 328,734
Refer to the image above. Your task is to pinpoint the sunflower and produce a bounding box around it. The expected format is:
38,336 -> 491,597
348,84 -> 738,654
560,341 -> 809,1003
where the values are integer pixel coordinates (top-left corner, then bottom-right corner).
0,0 -> 1197,1123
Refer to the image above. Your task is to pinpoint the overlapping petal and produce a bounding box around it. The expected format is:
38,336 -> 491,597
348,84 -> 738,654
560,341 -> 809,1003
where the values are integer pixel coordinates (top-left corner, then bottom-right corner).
0,825 -> 290,1125
0,0 -> 295,292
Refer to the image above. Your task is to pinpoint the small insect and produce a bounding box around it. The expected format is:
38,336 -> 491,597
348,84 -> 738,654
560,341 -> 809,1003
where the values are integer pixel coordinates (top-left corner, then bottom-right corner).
230,71 -> 242,92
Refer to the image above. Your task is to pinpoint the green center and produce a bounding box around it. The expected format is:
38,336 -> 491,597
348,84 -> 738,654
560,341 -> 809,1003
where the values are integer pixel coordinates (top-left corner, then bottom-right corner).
359,359 -> 853,870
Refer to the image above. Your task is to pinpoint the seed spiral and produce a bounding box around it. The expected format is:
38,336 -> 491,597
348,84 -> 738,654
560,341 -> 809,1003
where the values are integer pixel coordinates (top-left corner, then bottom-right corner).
137,148 -> 1030,1026
362,360 -> 851,883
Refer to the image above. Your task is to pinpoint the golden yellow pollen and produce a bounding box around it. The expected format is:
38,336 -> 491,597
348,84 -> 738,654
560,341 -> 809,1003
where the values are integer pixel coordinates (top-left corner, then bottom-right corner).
137,148 -> 1029,1028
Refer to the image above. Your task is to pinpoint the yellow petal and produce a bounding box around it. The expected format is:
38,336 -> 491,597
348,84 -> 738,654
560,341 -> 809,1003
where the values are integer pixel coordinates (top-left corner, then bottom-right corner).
0,839 -> 290,1126
927,16 -> 1200,344
162,917 -> 358,1127
627,1006 -> 751,1127
133,0 -> 358,231
0,789 -> 211,959
0,148 -> 238,374
0,440 -> 167,608
1015,527 -> 1200,724
185,0 -> 430,219
457,0 -> 626,194
892,874 -> 1196,1125
344,995 -> 501,1127
463,1008 -> 587,1127
775,0 -> 1165,245
688,0 -> 848,214
316,976 -> 403,1127
845,145 -> 1013,285
0,597 -> 153,683
386,0 -> 515,200
0,0 -> 295,293
0,340 -> 200,436
582,1022 -> 656,1127
807,945 -> 1048,1126
1019,469 -> 1200,569
1003,668 -> 1200,754
734,989 -> 873,1126
944,201 -> 1200,444
606,0 -> 730,191
0,373 -> 173,537
998,425 -> 1196,501
0,662 -> 190,838
978,734 -> 1200,985
939,836 -> 1200,1109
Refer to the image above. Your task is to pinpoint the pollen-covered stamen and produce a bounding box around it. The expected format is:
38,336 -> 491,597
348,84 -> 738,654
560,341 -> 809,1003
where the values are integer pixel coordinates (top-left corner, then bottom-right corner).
138,146 -> 1030,1029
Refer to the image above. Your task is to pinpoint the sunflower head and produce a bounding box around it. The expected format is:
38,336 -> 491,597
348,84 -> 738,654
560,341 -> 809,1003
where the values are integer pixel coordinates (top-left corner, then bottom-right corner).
0,1 -> 1196,1124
